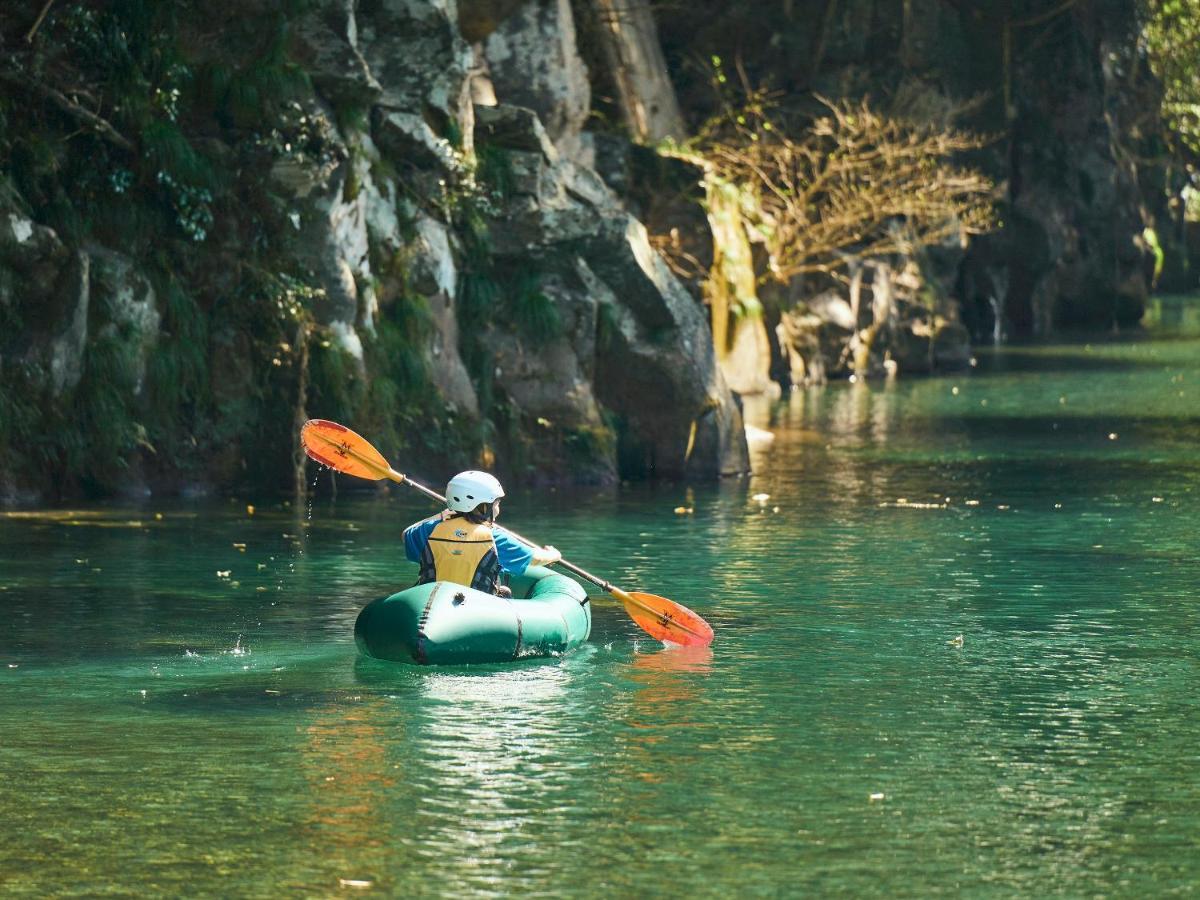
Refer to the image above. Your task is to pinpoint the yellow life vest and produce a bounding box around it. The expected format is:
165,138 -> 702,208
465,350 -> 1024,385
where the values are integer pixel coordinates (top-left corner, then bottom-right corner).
417,516 -> 500,593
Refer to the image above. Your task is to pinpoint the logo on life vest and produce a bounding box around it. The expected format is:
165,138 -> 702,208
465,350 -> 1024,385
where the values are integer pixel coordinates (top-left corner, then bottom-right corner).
451,549 -> 463,555
454,529 -> 468,537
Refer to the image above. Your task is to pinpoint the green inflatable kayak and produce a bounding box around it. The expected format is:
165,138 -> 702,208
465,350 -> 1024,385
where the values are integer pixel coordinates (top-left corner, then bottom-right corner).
354,566 -> 592,665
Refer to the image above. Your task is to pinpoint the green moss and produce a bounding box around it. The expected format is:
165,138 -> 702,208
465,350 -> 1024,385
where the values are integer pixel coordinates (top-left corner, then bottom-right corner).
564,423 -> 617,465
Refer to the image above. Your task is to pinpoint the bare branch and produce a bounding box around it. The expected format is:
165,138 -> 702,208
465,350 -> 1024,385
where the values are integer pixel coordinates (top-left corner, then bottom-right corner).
0,68 -> 135,152
699,95 -> 996,282
25,0 -> 57,43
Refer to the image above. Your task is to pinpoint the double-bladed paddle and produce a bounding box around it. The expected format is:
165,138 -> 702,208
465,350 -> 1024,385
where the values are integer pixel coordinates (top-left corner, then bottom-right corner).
300,418 -> 715,647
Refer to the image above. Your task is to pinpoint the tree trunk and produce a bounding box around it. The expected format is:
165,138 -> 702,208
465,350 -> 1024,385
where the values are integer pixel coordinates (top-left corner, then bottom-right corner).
592,0 -> 686,143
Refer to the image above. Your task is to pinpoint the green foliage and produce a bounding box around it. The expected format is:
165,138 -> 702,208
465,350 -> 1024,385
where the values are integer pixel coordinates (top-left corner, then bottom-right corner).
206,14 -> 311,130
145,279 -> 209,443
334,103 -> 370,137
476,144 -> 515,200
596,300 -> 620,350
308,338 -> 364,426
0,363 -> 54,479
506,271 -> 561,342
0,0 -> 492,494
0,306 -> 144,494
68,330 -> 144,488
455,211 -> 499,393
1142,0 -> 1200,176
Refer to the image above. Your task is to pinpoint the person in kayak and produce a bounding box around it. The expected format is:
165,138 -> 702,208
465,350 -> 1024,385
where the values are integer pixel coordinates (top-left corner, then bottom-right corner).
402,470 -> 561,597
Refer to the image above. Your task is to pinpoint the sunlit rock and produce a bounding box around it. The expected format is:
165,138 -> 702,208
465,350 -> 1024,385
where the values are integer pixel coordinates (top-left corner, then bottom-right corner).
482,0 -> 590,156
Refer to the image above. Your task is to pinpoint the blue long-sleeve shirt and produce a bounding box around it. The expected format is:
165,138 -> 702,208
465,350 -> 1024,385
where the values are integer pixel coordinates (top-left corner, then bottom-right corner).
403,514 -> 536,576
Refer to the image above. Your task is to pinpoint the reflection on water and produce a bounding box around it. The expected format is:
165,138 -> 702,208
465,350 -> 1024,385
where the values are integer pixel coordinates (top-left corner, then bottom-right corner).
5,319 -> 1200,894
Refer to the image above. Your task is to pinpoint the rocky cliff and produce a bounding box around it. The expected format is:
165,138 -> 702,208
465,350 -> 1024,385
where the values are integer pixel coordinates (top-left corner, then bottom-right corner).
0,0 -> 1174,504
0,0 -> 748,503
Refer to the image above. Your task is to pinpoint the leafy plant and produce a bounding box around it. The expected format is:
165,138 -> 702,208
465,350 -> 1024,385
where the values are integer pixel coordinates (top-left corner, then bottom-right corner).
506,271 -> 561,342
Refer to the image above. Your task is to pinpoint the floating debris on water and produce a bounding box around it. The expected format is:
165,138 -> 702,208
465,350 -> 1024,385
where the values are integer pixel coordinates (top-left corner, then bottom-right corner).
233,543 -> 246,552
1108,432 -> 1119,440
673,506 -> 694,515
869,793 -> 885,802
880,498 -> 947,510
339,879 -> 372,889
951,386 -> 959,395
246,505 -> 255,516
216,570 -> 231,578
948,635 -> 964,648
965,500 -> 980,506
1054,503 -> 1063,509
1152,496 -> 1164,503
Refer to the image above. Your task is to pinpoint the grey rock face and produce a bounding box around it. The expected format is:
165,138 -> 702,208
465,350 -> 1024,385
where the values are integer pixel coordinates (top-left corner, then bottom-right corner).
0,211 -> 85,393
357,0 -> 474,128
292,0 -> 382,108
87,246 -> 161,396
776,257 -> 972,383
47,253 -> 90,396
474,103 -> 749,479
409,216 -> 480,417
0,0 -> 751,498
483,0 -> 590,154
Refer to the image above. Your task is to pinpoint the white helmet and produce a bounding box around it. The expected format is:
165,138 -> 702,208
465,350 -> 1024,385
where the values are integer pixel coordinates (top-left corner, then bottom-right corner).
446,470 -> 505,513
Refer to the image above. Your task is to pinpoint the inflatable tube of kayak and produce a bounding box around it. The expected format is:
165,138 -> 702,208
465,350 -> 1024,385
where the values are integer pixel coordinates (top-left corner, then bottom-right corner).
354,566 -> 591,665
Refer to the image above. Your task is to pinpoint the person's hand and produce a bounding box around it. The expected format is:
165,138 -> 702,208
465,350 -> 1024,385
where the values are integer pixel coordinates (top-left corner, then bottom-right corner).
541,545 -> 562,565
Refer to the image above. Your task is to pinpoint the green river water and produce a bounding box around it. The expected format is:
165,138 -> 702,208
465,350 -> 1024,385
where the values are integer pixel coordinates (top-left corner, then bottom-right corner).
3,298 -> 1200,897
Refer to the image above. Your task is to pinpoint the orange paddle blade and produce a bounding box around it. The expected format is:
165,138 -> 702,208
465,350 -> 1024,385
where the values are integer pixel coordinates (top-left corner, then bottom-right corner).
615,589 -> 714,647
300,419 -> 394,481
